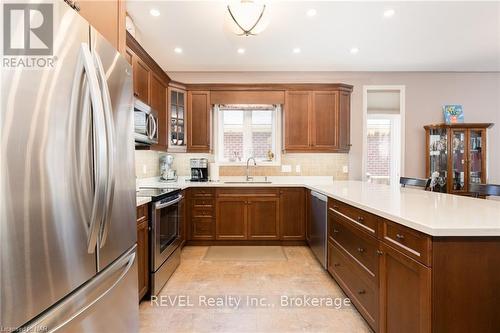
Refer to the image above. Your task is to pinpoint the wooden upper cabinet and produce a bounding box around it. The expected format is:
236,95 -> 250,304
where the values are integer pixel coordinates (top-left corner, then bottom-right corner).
283,88 -> 351,152
187,91 -> 211,152
150,74 -> 167,150
312,91 -> 339,150
379,242 -> 431,333
247,197 -> 280,240
279,188 -> 306,240
132,57 -> 150,104
284,91 -> 312,150
77,0 -> 126,54
338,91 -> 351,152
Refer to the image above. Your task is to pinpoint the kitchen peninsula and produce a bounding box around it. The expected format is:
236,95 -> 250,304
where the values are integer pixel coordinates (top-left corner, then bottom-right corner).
137,177 -> 500,332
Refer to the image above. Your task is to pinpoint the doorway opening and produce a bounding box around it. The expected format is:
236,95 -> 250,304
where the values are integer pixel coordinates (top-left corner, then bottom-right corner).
362,86 -> 405,185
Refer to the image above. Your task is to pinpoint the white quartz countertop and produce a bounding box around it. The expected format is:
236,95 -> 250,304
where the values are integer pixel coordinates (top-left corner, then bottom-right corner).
136,196 -> 151,207
136,176 -> 500,237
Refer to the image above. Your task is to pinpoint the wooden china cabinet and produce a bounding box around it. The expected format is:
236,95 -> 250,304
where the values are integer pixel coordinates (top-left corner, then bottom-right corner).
424,123 -> 493,194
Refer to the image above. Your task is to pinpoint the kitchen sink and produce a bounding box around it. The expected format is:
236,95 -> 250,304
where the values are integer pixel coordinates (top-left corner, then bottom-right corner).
223,181 -> 272,184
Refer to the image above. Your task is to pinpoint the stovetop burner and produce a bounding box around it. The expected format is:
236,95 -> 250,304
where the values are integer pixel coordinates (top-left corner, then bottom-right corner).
137,187 -> 180,201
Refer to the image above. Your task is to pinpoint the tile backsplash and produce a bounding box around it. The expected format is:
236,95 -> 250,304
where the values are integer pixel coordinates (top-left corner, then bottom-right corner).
135,151 -> 349,180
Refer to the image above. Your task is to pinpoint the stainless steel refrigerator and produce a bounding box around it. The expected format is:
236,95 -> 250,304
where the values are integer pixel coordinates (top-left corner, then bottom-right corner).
1,2 -> 139,332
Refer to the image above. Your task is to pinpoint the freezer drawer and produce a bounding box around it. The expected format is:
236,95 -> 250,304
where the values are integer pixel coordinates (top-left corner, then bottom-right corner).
23,246 -> 139,333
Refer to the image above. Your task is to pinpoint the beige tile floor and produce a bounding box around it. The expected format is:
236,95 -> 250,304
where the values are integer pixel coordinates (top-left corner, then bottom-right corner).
139,246 -> 372,333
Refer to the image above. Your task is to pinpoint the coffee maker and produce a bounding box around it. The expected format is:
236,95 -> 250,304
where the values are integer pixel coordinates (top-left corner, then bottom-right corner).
189,158 -> 208,182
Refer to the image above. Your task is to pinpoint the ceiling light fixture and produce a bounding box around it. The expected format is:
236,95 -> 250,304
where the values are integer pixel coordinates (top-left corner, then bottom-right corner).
293,47 -> 301,54
226,0 -> 269,36
383,9 -> 395,18
237,48 -> 246,54
350,47 -> 359,55
174,47 -> 183,54
149,9 -> 160,17
306,9 -> 317,17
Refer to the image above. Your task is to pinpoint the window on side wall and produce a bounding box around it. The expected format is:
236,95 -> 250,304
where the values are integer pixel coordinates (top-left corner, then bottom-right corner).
215,104 -> 281,165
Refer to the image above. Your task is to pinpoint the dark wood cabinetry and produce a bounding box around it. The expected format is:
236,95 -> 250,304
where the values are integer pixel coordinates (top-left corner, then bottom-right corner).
216,197 -> 247,240
424,123 -> 493,194
187,91 -> 211,152
283,86 -> 352,152
379,242 -> 431,333
247,197 -> 280,240
150,74 -> 167,150
126,32 -> 170,152
136,203 -> 149,301
279,188 -> 306,240
188,188 -> 216,240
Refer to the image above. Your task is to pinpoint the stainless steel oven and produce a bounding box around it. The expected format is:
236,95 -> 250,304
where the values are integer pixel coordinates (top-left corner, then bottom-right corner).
150,191 -> 183,295
134,99 -> 158,145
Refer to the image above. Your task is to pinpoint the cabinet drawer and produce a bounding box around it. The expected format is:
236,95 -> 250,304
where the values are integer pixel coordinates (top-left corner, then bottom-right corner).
329,214 -> 379,280
136,204 -> 148,223
192,207 -> 214,218
191,198 -> 214,207
382,220 -> 432,266
328,242 -> 378,330
191,218 -> 215,239
216,188 -> 279,197
328,199 -> 380,236
191,188 -> 215,197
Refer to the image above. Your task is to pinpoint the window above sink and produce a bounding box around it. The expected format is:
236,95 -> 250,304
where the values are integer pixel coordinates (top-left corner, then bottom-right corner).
214,104 -> 281,166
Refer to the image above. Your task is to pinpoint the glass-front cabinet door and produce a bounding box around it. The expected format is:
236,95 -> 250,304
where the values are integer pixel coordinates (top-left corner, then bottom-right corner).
427,127 -> 448,192
468,129 -> 486,186
450,129 -> 467,192
168,87 -> 187,151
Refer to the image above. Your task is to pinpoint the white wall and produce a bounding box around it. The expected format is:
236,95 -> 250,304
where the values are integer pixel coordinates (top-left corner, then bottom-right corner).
168,72 -> 500,183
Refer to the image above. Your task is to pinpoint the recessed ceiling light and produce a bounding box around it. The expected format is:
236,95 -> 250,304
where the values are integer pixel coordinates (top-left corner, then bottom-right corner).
350,47 -> 359,55
383,9 -> 395,18
150,9 -> 160,17
293,48 -> 301,54
174,47 -> 183,54
237,48 -> 245,54
306,9 -> 317,17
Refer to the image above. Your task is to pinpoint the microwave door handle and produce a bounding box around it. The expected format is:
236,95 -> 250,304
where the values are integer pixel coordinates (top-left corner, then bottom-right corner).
93,52 -> 115,248
77,43 -> 108,253
155,195 -> 183,209
148,114 -> 157,140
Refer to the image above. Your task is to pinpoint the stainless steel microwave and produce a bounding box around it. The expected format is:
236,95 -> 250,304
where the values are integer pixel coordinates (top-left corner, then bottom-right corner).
134,99 -> 158,146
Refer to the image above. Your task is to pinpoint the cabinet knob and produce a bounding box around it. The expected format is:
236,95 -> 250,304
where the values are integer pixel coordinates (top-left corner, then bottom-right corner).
333,205 -> 339,209
376,250 -> 383,256
334,263 -> 341,267
357,247 -> 365,253
357,216 -> 364,223
333,228 -> 340,233
358,290 -> 366,295
396,233 -> 405,240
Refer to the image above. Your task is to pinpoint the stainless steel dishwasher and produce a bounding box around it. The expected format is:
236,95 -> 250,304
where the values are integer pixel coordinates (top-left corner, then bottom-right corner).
308,191 -> 328,269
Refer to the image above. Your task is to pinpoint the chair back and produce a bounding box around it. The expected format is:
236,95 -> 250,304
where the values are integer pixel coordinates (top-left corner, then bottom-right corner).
400,177 -> 431,190
469,183 -> 500,198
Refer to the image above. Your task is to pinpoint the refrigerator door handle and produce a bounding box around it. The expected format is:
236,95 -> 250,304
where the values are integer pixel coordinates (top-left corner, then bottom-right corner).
23,248 -> 136,333
93,52 -> 116,248
74,43 -> 108,253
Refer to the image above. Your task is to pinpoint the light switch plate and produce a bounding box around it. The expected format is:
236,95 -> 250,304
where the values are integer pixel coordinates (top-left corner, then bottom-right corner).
342,165 -> 349,173
295,165 -> 301,173
281,164 -> 292,173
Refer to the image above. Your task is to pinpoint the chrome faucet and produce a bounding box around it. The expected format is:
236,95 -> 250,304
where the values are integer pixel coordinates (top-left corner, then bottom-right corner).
246,157 -> 256,182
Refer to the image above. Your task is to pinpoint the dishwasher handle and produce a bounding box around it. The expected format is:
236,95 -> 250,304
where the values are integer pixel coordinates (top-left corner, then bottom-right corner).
311,191 -> 328,202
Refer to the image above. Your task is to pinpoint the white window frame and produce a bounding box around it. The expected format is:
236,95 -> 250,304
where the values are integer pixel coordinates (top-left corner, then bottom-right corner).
214,104 -> 282,166
362,85 -> 406,185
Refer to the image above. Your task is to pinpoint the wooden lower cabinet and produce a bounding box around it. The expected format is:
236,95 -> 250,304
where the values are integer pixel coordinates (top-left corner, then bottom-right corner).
279,188 -> 306,240
379,243 -> 431,333
188,188 -> 215,240
136,204 -> 149,301
247,197 -> 280,240
216,198 -> 247,240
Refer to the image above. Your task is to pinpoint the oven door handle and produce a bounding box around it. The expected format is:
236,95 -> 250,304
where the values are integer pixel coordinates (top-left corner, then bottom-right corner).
155,195 -> 183,210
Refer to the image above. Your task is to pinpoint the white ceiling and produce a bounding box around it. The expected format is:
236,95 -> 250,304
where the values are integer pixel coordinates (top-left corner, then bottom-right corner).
126,1 -> 500,72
